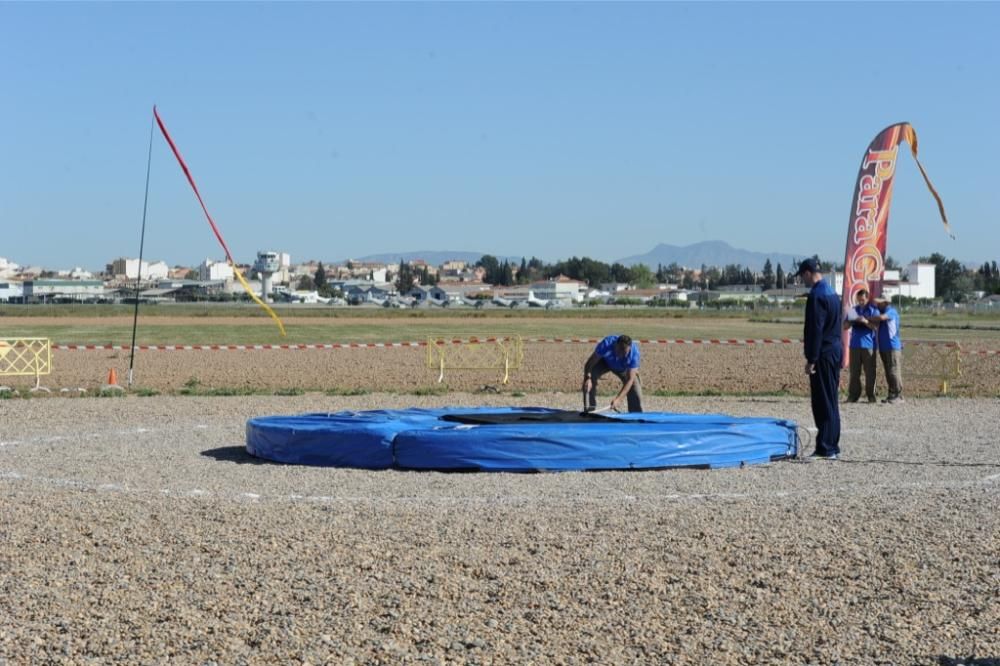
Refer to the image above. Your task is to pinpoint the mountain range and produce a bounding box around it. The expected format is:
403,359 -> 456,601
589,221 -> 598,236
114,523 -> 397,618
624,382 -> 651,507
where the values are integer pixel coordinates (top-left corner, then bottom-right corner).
345,241 -> 808,272
615,241 -> 809,272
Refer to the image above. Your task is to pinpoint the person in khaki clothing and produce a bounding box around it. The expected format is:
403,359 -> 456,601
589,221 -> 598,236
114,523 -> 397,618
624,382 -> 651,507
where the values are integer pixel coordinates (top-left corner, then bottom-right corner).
843,288 -> 879,403
873,297 -> 904,403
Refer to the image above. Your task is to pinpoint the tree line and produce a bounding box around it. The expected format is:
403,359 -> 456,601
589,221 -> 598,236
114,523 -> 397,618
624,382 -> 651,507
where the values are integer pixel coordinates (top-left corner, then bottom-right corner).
919,253 -> 1000,302
475,254 -> 790,291
297,253 -> 1000,303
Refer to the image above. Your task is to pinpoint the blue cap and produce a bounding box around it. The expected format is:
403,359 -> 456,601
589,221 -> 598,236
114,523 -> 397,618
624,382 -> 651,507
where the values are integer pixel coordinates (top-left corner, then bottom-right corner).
796,258 -> 820,276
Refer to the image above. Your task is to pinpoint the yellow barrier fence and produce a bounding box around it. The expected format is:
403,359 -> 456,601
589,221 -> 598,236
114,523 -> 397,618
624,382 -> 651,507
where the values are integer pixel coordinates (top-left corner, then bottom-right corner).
0,338 -> 52,392
906,340 -> 961,395
426,336 -> 524,386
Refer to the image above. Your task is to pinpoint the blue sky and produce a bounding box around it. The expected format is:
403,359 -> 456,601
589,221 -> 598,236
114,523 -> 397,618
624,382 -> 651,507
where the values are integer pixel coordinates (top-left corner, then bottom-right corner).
1,2 -> 997,271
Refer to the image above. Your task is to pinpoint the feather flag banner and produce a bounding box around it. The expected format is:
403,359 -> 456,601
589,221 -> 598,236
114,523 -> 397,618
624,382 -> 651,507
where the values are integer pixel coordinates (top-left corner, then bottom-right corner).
841,122 -> 951,362
152,106 -> 287,336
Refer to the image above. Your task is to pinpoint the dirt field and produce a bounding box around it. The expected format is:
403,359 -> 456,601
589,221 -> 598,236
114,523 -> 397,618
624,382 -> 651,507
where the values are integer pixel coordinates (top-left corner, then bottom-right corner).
8,340 -> 997,398
3,314 -> 998,396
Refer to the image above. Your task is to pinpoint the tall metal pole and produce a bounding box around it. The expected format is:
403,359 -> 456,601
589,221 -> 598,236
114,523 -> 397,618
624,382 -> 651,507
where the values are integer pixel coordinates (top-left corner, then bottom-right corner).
128,110 -> 156,387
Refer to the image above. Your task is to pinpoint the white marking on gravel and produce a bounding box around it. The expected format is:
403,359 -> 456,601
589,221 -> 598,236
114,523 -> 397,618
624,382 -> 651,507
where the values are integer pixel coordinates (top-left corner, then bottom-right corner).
2,469 -> 997,504
0,424 -> 236,450
802,427 -> 864,434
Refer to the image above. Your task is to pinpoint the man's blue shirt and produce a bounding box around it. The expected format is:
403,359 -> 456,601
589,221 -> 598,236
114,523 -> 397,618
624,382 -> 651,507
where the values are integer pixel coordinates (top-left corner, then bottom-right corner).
595,334 -> 640,373
849,303 -> 879,349
877,306 -> 902,351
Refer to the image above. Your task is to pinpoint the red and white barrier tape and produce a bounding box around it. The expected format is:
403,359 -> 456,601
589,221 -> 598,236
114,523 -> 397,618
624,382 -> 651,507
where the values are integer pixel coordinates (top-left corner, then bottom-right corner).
53,342 -> 424,351
50,337 -> 1000,354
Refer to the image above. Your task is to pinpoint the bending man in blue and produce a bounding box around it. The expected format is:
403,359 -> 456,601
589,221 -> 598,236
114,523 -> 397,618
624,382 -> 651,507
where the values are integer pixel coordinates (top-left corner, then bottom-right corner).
583,334 -> 642,413
797,258 -> 843,459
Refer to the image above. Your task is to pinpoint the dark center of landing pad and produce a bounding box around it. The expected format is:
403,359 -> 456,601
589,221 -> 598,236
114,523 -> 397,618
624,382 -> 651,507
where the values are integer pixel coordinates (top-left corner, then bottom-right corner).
441,410 -> 624,425
246,407 -> 799,472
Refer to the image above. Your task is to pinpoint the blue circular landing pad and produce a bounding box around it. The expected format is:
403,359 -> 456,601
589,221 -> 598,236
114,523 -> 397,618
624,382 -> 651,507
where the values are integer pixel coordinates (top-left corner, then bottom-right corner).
246,407 -> 799,472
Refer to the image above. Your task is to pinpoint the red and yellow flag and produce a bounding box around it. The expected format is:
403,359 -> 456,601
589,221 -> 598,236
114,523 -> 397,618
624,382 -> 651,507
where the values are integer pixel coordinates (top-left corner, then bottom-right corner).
153,106 -> 286,336
841,123 -> 951,360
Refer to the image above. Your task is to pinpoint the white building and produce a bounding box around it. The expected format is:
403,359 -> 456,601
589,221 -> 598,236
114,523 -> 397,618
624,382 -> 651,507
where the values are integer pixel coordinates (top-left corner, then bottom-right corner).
833,261 -> 935,301
530,276 -> 589,304
256,250 -> 292,284
599,282 -> 632,293
199,258 -> 234,282
0,280 -> 23,302
883,262 -> 936,300
110,257 -> 169,280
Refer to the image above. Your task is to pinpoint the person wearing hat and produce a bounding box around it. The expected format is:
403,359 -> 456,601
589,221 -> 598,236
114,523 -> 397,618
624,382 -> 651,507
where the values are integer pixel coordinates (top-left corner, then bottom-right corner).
872,296 -> 904,403
843,288 -> 880,403
582,334 -> 642,413
797,258 -> 843,459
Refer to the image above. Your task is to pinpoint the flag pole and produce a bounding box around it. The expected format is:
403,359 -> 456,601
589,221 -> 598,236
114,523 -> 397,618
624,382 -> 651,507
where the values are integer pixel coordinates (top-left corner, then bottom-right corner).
128,108 -> 156,387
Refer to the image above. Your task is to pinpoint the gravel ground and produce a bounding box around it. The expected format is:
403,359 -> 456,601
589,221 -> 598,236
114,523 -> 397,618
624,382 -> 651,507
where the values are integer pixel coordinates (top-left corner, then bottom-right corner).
1,393 -> 997,664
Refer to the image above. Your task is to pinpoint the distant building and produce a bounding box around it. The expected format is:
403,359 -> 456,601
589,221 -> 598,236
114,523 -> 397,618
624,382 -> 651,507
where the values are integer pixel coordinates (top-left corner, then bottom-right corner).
0,280 -> 23,302
436,281 -> 493,304
340,261 -> 390,282
253,251 -> 292,284
832,261 -> 935,300
408,285 -> 448,303
882,262 -> 936,300
23,279 -> 106,303
763,287 -> 808,304
198,258 -> 234,282
343,282 -> 393,305
612,288 -> 664,304
439,260 -> 468,275
147,279 -> 228,301
717,284 -> 763,294
110,257 -> 169,280
530,276 -> 588,304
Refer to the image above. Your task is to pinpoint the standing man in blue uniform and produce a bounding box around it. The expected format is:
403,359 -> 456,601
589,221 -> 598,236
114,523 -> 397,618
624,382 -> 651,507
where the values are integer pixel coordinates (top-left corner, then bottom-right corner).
582,334 -> 642,412
797,258 -> 843,459
873,296 -> 904,403
843,288 -> 880,403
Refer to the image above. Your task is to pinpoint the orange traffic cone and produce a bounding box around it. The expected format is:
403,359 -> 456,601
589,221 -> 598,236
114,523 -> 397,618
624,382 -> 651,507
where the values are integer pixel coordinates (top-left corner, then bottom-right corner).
106,368 -> 119,386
